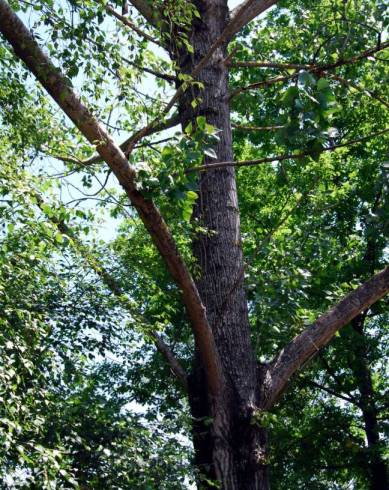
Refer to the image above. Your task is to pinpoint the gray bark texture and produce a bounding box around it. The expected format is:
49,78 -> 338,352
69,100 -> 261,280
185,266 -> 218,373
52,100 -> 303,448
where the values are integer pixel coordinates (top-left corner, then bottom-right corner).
175,1 -> 270,487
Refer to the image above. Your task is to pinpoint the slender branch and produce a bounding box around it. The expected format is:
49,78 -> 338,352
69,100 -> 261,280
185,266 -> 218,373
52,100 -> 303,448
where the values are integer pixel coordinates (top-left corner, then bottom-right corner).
123,56 -> 177,82
0,0 -> 223,397
230,74 -> 291,98
232,123 -> 284,131
134,136 -> 174,148
106,4 -> 163,47
150,332 -> 188,390
229,60 -> 313,69
303,379 -> 361,407
52,111 -> 183,167
228,0 -> 278,39
229,61 -> 389,108
186,128 -> 389,173
329,74 -> 389,110
319,352 -> 360,404
262,266 -> 389,409
319,41 -> 389,70
230,41 -> 389,98
31,185 -> 189,390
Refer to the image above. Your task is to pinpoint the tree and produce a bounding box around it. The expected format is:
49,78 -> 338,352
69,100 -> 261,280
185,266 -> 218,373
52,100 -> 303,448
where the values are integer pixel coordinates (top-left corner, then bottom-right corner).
0,0 -> 388,488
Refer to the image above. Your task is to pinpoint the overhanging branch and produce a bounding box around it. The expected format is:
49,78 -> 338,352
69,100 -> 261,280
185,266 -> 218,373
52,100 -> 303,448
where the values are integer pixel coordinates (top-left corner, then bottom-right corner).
0,0 -> 223,398
261,267 -> 389,409
185,128 -> 389,173
230,41 -> 389,98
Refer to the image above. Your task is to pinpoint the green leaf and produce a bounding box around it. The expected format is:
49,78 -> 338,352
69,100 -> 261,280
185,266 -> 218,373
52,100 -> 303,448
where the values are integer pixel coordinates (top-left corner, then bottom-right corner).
196,116 -> 207,130
184,121 -> 193,135
317,78 -> 330,91
55,232 -> 64,244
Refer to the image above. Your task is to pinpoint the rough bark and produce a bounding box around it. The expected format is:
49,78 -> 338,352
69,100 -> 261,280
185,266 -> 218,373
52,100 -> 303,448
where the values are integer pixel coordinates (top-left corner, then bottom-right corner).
176,1 -> 268,487
352,316 -> 389,490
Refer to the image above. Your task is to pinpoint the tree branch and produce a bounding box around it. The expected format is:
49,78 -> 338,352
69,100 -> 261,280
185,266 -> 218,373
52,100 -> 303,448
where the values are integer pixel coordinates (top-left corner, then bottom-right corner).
228,0 -> 278,38
150,332 -> 188,390
51,110 -> 181,168
261,267 -> 389,409
329,74 -> 389,110
123,57 -> 177,82
232,123 -> 284,131
230,41 -> 389,98
228,60 -> 313,69
31,185 -> 189,389
186,128 -> 389,173
106,4 -> 164,47
0,0 -> 223,397
319,352 -> 360,405
303,379 -> 361,407
77,111 -> 183,167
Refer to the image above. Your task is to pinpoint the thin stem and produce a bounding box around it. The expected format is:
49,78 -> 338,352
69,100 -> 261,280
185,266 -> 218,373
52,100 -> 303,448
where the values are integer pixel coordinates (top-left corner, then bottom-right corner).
186,128 -> 389,173
230,41 -> 389,98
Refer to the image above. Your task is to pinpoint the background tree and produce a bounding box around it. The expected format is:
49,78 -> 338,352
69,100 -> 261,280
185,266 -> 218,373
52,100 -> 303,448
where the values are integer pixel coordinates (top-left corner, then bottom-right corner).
0,0 -> 388,488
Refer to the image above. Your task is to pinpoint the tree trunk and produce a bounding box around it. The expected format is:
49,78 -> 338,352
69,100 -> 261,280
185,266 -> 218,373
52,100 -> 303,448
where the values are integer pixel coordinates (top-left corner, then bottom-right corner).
174,1 -> 269,488
351,316 -> 389,490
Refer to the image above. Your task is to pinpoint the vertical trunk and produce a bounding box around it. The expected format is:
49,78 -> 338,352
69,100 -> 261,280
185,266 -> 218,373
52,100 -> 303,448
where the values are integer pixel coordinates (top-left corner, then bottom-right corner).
351,315 -> 388,490
174,1 -> 269,488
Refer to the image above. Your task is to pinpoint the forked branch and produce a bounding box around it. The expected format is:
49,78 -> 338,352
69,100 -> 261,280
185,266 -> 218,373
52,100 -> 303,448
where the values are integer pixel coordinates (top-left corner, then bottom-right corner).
0,0 -> 222,397
262,267 -> 389,409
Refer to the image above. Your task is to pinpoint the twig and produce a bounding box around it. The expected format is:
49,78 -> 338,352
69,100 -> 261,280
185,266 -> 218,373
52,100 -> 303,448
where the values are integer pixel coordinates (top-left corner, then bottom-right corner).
304,379 -> 361,407
232,123 -> 284,131
329,74 -> 389,110
106,4 -> 163,47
